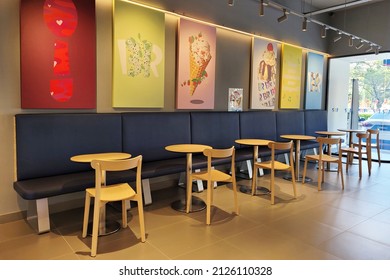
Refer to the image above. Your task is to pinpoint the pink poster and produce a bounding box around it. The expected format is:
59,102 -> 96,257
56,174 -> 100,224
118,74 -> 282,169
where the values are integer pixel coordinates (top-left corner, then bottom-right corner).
20,0 -> 96,109
176,19 -> 216,109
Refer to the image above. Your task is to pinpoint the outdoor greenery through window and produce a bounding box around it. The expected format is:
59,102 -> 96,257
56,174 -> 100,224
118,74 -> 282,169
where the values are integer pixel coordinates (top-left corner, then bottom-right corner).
350,59 -> 390,149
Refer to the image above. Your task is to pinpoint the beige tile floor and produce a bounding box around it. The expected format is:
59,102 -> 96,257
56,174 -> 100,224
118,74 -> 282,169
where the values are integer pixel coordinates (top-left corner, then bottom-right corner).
1,158 -> 390,260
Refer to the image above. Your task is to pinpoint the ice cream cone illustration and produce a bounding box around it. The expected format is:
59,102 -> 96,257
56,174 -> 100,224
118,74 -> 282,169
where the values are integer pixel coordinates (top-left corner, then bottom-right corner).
188,33 -> 211,95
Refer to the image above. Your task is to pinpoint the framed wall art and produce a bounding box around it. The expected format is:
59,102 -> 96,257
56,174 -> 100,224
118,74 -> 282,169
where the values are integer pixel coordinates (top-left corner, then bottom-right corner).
250,38 -> 279,109
112,0 -> 165,108
279,44 -> 303,109
176,18 -> 216,109
305,52 -> 324,109
228,88 -> 243,112
20,0 -> 96,109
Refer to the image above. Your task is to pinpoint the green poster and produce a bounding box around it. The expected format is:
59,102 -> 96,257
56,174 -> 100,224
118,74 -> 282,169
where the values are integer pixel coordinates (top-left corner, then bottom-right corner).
280,44 -> 302,109
113,1 -> 165,107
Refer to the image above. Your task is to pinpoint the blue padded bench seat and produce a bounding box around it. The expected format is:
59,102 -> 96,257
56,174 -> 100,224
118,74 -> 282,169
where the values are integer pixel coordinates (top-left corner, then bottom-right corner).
14,170 -> 139,201
121,112 -> 191,203
238,110 -> 278,159
276,110 -> 321,152
190,112 -> 242,171
14,113 -> 123,233
13,110 -> 328,234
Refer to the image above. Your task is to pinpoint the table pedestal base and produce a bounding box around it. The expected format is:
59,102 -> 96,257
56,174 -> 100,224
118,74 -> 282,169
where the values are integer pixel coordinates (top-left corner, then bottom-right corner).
87,220 -> 121,236
171,196 -> 206,213
236,172 -> 251,180
283,174 -> 312,183
239,185 -> 270,195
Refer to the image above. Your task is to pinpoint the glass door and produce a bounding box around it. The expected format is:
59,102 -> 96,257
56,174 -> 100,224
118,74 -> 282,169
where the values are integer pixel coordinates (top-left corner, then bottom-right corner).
328,52 -> 390,162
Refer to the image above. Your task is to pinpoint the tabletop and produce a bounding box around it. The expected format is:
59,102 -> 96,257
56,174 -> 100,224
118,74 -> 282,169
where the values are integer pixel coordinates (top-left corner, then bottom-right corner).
280,134 -> 316,141
337,128 -> 365,133
235,139 -> 271,146
70,152 -> 131,163
165,144 -> 212,153
315,131 -> 346,136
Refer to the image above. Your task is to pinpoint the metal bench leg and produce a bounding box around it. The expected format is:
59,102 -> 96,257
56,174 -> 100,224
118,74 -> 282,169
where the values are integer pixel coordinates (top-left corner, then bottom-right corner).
141,179 -> 152,205
246,160 -> 253,178
238,160 -> 253,178
284,153 -> 290,165
27,198 -> 50,234
178,172 -> 185,186
256,158 -> 264,176
194,169 -> 204,192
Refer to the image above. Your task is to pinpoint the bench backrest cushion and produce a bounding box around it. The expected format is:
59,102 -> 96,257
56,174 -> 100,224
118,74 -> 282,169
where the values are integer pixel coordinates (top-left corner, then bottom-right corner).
304,110 -> 328,137
276,111 -> 305,141
122,112 -> 191,162
190,112 -> 240,149
239,111 -> 277,141
15,114 -> 122,180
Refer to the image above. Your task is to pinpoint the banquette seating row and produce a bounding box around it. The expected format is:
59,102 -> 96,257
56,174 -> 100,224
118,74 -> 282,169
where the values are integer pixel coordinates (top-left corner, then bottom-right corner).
13,110 -> 327,233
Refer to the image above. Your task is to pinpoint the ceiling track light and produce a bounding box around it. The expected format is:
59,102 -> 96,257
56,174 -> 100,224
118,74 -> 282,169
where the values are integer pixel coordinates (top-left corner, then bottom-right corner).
321,25 -> 328,38
259,0 -> 264,16
356,41 -> 364,49
302,17 -> 308,31
375,46 -> 380,55
277,9 -> 288,23
366,44 -> 373,53
334,31 -> 342,42
253,0 -> 380,53
228,0 -> 234,6
349,35 -> 354,47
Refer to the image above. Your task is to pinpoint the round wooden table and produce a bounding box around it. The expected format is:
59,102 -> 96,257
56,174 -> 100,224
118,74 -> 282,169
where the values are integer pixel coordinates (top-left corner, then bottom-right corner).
315,131 -> 346,137
71,152 -> 131,236
280,134 -> 316,182
70,152 -> 131,163
235,139 -> 271,195
165,144 -> 211,213
337,128 -> 365,148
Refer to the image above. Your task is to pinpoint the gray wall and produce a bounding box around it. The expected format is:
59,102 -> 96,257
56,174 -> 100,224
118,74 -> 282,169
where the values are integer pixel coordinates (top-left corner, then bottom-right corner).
141,0 -> 330,53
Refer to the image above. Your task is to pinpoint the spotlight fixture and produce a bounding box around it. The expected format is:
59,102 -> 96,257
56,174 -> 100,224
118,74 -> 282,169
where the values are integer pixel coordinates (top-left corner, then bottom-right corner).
259,0 -> 264,16
334,31 -> 342,42
375,45 -> 380,55
302,17 -> 308,31
228,0 -> 234,6
355,40 -> 364,49
366,44 -> 373,53
349,35 -> 354,47
321,25 -> 328,38
277,9 -> 288,23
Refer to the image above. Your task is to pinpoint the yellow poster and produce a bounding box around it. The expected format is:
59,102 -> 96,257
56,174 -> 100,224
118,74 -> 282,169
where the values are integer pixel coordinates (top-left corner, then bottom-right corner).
280,44 -> 302,109
113,1 -> 165,108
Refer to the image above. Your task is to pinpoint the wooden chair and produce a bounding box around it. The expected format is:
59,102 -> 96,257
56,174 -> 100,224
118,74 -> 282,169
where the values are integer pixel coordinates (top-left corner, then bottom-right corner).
302,137 -> 344,191
252,141 -> 297,205
341,132 -> 371,179
369,129 -> 381,165
354,129 -> 381,166
82,156 -> 145,257
190,146 -> 238,225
